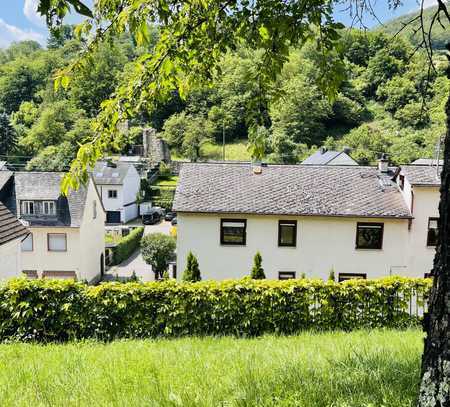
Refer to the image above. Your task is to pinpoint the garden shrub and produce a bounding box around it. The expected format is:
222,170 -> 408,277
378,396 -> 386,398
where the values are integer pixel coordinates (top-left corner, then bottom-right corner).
113,227 -> 144,264
0,276 -> 432,342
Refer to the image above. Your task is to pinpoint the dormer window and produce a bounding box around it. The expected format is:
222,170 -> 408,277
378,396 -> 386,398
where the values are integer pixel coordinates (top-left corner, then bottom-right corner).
22,201 -> 35,215
43,201 -> 56,216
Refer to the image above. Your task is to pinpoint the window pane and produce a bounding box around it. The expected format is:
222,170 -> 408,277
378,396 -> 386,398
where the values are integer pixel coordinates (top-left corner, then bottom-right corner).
356,224 -> 383,249
221,220 -> 246,245
338,273 -> 367,282
48,234 -> 67,251
427,218 -> 439,246
21,234 -> 33,252
279,222 -> 296,246
279,271 -> 296,280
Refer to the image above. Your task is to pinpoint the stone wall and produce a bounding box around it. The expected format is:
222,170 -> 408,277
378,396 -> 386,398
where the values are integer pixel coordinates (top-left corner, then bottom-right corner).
143,128 -> 171,165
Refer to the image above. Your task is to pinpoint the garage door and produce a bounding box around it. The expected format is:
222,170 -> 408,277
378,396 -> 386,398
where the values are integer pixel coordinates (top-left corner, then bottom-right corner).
106,211 -> 121,224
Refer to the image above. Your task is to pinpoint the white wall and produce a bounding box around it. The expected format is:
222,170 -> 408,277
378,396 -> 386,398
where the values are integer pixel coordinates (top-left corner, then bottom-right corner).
98,184 -> 124,212
407,186 -> 440,276
79,179 -> 106,283
21,227 -> 81,276
122,166 -> 141,207
0,238 -> 21,279
177,213 -> 411,280
97,165 -> 140,223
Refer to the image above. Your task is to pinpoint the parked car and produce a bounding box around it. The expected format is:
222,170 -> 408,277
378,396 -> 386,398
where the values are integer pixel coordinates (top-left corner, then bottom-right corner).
153,206 -> 166,217
171,217 -> 177,226
142,209 -> 161,225
165,211 -> 176,221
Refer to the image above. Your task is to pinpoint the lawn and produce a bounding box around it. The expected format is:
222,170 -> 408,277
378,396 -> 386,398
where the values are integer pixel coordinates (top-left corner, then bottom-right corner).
202,140 -> 251,161
153,175 -> 179,187
172,140 -> 251,161
0,329 -> 422,406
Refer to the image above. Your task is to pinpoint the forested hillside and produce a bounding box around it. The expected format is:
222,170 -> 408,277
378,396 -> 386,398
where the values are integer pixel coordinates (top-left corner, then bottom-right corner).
0,21 -> 448,169
379,4 -> 450,51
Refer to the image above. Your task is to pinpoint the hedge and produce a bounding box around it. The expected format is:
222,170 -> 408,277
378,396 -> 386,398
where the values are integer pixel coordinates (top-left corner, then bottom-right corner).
0,277 -> 431,342
113,227 -> 144,265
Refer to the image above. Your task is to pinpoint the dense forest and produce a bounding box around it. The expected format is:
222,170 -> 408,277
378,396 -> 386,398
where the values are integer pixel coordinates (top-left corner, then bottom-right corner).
0,8 -> 448,169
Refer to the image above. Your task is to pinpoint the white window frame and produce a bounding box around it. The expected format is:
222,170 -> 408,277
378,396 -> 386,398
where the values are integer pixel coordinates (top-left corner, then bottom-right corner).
108,190 -> 118,199
21,201 -> 35,216
21,233 -> 33,252
42,201 -> 56,216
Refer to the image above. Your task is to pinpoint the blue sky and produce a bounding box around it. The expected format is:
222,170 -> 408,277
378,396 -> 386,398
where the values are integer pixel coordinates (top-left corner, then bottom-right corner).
0,0 -> 438,48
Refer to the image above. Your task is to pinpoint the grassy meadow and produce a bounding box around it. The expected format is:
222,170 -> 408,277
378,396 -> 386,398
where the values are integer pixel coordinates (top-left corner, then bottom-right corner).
172,140 -> 251,162
0,329 -> 422,406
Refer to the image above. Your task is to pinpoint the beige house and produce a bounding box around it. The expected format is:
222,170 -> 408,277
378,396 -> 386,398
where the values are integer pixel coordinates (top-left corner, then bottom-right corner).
173,161 -> 440,281
0,172 -> 106,282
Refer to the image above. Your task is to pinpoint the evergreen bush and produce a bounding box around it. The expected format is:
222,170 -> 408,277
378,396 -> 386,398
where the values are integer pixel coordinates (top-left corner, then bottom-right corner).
182,252 -> 201,282
113,227 -> 144,265
250,252 -> 265,279
0,277 -> 431,342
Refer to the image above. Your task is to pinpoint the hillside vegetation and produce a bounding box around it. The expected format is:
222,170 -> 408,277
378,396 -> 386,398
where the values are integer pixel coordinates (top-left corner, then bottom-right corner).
0,19 -> 448,169
379,4 -> 450,51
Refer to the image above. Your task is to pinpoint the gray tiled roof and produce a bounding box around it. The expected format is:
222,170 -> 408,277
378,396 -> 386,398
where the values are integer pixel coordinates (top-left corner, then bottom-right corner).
0,171 -> 12,192
5,172 -> 88,227
173,163 -> 412,218
302,150 -> 341,164
0,202 -> 28,246
401,165 -> 441,186
302,150 -> 356,165
412,158 -> 443,166
93,161 -> 131,185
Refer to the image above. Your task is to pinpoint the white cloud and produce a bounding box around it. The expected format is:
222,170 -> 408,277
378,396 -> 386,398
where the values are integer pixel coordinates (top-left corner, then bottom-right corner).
23,0 -> 46,27
422,0 -> 438,8
0,18 -> 45,48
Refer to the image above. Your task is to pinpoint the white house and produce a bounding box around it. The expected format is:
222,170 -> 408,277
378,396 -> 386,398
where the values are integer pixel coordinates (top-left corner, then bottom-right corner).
395,164 -> 441,278
93,161 -> 141,224
0,202 -> 29,279
173,161 -> 440,281
0,172 -> 106,282
302,148 -> 358,166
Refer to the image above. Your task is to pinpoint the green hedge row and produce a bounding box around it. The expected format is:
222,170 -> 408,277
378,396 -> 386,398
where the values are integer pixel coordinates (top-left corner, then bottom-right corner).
113,227 -> 144,265
0,277 -> 431,342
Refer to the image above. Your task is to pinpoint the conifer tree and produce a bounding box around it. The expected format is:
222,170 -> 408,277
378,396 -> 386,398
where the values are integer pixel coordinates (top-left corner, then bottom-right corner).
182,251 -> 201,282
251,252 -> 265,279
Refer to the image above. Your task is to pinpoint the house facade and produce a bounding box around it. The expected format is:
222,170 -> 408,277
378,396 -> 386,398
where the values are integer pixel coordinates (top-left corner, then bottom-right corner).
0,202 -> 29,279
174,162 -> 439,281
93,161 -> 141,224
396,165 -> 441,278
0,172 -> 106,282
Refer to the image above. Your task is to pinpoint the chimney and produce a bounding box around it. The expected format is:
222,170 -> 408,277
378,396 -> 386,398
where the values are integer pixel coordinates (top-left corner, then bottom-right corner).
343,146 -> 352,155
252,161 -> 262,174
378,153 -> 389,173
320,147 -> 327,155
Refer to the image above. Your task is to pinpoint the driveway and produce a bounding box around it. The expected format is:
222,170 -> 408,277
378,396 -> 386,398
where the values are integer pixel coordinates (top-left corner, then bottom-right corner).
103,220 -> 174,282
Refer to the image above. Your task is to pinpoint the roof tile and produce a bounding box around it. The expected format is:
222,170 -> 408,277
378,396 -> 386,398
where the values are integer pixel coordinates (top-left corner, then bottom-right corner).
173,163 -> 412,218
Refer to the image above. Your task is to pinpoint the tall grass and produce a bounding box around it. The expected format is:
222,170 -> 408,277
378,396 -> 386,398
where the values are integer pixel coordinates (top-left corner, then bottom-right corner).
0,330 -> 422,406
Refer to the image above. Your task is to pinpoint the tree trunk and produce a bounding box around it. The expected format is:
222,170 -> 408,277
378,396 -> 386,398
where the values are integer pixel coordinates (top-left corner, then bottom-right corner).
417,56 -> 450,406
